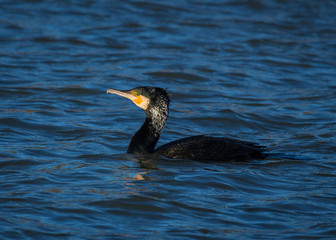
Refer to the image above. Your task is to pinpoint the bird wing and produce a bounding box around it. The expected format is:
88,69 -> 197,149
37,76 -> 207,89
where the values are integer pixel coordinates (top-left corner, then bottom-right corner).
154,135 -> 265,161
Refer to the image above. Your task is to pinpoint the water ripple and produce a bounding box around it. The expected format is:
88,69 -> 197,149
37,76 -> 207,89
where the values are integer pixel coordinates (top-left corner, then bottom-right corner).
1,0 -> 336,239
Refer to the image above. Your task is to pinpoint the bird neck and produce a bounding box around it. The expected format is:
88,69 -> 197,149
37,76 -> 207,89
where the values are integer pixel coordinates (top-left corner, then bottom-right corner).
127,106 -> 168,154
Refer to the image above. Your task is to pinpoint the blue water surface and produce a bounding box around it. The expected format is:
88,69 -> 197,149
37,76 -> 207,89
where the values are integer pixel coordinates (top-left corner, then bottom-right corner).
1,0 -> 336,239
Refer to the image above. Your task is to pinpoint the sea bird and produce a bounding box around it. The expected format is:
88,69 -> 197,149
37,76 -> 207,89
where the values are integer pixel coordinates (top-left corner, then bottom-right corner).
107,86 -> 266,161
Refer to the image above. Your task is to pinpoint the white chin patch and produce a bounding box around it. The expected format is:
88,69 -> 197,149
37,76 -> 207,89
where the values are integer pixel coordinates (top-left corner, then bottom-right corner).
137,96 -> 150,110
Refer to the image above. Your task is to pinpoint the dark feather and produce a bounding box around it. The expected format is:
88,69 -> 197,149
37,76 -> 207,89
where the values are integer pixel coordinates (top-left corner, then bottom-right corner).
155,135 -> 266,161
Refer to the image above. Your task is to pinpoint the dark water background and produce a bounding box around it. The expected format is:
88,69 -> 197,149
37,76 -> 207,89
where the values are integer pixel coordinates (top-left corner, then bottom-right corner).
1,0 -> 336,239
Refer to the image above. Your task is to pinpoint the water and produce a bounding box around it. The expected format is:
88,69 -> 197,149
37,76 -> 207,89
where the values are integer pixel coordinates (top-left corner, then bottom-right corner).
1,0 -> 336,239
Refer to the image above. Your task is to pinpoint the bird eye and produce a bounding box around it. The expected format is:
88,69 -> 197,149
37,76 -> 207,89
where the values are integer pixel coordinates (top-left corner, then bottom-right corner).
136,92 -> 141,96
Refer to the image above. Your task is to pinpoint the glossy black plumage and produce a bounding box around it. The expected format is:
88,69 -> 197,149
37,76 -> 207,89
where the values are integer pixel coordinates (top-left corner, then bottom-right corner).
155,135 -> 265,161
107,86 -> 266,161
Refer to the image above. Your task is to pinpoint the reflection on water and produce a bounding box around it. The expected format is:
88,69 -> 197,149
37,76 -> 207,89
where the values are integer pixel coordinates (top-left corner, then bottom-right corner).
1,0 -> 336,239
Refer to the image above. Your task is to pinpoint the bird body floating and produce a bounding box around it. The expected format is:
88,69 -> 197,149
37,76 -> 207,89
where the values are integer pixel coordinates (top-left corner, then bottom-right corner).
107,86 -> 266,161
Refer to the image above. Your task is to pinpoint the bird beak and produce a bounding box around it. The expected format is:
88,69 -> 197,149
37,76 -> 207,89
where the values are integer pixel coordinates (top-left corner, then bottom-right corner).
106,88 -> 137,101
107,88 -> 150,110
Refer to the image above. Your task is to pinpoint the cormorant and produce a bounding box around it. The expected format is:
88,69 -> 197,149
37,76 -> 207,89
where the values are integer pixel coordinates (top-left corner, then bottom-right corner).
107,86 -> 266,161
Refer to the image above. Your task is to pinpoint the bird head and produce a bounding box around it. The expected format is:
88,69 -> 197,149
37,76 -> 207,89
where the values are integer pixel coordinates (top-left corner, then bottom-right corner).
106,86 -> 170,113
